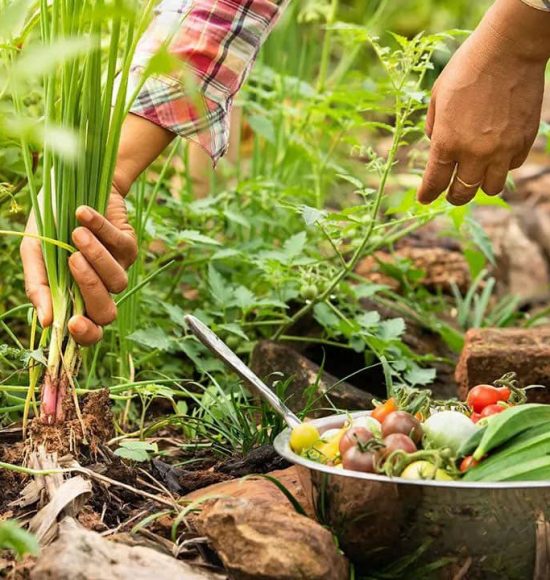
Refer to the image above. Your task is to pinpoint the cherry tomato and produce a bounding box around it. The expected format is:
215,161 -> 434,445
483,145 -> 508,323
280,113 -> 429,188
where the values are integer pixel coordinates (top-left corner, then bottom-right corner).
466,385 -> 511,413
480,404 -> 506,418
342,446 -> 379,473
371,398 -> 398,423
290,423 -> 320,453
382,411 -> 423,444
339,427 -> 374,457
382,433 -> 417,457
459,455 -> 480,472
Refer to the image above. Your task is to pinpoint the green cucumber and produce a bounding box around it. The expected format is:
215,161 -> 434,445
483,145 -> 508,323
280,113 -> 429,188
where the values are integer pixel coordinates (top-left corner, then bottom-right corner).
472,404 -> 550,461
464,428 -> 550,481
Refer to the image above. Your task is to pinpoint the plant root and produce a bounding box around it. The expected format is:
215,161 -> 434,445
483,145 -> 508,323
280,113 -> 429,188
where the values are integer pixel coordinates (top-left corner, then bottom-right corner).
28,389 -> 113,456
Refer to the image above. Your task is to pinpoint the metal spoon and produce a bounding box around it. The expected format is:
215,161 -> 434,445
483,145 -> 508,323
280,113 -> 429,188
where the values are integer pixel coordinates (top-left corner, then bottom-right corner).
184,314 -> 301,428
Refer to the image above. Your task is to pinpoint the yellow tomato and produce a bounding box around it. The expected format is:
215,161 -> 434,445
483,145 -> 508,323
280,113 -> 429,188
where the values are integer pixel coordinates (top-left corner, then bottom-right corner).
400,461 -> 453,481
313,426 -> 347,464
289,423 -> 321,453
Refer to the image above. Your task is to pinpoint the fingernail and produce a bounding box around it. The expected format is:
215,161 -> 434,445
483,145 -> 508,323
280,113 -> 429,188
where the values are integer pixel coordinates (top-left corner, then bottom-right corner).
78,207 -> 93,221
70,316 -> 85,334
37,307 -> 46,326
74,228 -> 91,245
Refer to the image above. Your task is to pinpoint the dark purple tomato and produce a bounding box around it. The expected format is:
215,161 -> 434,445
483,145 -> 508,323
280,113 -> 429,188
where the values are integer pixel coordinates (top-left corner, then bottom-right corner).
339,427 -> 374,457
381,411 -> 423,444
342,446 -> 378,473
382,433 -> 417,457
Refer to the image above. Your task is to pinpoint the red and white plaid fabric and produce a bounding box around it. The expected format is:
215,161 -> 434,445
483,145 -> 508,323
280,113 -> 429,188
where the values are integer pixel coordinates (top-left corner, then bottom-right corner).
130,0 -> 288,163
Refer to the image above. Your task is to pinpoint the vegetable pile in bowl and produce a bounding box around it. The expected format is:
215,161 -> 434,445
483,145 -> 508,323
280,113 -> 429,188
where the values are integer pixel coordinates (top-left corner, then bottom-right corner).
289,374 -> 550,482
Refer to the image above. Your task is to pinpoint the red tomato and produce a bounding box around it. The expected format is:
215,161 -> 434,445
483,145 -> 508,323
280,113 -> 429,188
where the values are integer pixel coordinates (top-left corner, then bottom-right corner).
466,385 -> 511,413
371,398 -> 398,424
470,412 -> 482,424
480,404 -> 506,418
460,455 -> 479,472
339,427 -> 373,457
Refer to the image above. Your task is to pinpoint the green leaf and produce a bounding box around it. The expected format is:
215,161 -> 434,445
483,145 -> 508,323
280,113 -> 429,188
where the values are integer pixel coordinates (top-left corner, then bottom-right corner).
21,348 -> 47,367
247,114 -> 276,144
353,283 -> 387,299
0,521 -> 39,559
405,365 -> 436,386
15,37 -> 92,79
358,311 -> 381,329
466,217 -> 495,266
0,0 -> 34,42
114,440 -> 157,463
301,205 -> 327,226
224,208 -> 250,228
283,231 -> 306,259
208,264 -> 234,306
218,323 -> 249,341
377,318 -> 405,341
313,302 -> 339,329
163,303 -> 187,328
177,229 -> 221,246
128,327 -> 173,351
232,286 -> 256,310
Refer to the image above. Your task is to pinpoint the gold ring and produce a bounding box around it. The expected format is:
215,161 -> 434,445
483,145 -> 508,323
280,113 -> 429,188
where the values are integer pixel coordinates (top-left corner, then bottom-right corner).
455,175 -> 481,189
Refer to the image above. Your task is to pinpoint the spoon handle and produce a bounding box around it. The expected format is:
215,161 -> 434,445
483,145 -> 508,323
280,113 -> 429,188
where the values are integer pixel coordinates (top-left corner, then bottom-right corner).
184,315 -> 301,429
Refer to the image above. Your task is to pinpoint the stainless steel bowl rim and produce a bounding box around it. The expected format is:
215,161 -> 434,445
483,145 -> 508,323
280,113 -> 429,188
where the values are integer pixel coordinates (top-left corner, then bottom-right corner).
273,411 -> 550,490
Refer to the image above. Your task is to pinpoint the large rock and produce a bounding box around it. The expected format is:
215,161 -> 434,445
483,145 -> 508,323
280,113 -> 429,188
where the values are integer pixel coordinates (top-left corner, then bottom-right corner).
185,466 -> 314,519
356,246 -> 470,294
31,518 -> 218,580
196,497 -> 348,580
250,341 -> 374,415
474,206 -> 550,303
456,328 -> 550,402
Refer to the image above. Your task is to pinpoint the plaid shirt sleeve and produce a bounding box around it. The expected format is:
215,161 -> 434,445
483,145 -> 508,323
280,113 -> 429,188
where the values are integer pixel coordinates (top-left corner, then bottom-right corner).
520,0 -> 550,10
129,0 -> 288,163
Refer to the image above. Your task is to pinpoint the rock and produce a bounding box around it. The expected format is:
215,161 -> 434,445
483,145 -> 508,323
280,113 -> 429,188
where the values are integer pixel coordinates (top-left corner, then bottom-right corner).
356,246 -> 470,294
31,518 -> 218,580
196,497 -> 348,580
520,201 -> 550,262
456,328 -> 550,403
184,466 -> 314,519
474,207 -> 550,303
250,341 -> 374,415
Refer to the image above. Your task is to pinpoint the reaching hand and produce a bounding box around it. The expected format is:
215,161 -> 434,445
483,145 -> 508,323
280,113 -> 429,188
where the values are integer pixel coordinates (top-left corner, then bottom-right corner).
418,1 -> 549,206
21,189 -> 138,345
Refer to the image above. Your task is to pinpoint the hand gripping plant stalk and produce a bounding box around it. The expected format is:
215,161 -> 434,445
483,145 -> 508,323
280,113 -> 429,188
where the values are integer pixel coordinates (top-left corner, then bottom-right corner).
17,0 -> 154,424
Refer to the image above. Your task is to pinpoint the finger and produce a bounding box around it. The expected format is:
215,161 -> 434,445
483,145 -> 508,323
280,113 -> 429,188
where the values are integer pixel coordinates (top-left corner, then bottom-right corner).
425,98 -> 436,139
20,215 -> 53,327
510,149 -> 530,170
75,205 -> 137,268
68,252 -> 117,327
482,163 -> 509,196
447,162 -> 486,206
72,227 -> 128,293
67,315 -> 103,347
418,145 -> 456,204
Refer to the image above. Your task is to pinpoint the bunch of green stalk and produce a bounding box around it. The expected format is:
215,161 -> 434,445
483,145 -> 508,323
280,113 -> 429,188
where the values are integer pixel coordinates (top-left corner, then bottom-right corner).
18,0 -> 153,424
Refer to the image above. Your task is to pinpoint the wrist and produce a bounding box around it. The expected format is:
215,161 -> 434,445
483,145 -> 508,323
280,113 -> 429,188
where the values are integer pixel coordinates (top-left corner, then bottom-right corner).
113,113 -> 176,197
485,0 -> 550,64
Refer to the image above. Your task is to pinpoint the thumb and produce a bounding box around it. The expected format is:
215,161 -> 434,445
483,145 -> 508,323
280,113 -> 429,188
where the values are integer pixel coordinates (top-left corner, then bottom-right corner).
20,214 -> 53,327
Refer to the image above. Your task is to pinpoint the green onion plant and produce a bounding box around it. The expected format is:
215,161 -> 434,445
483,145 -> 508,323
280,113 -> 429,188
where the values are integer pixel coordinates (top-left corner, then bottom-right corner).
15,0 -> 154,424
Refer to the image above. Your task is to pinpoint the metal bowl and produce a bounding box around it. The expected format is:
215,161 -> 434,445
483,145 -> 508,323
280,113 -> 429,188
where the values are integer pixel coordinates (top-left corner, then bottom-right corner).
274,412 -> 550,579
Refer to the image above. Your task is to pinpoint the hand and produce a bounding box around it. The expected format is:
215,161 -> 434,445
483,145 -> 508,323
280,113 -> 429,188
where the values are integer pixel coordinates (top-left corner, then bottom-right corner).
418,0 -> 550,206
21,189 -> 138,345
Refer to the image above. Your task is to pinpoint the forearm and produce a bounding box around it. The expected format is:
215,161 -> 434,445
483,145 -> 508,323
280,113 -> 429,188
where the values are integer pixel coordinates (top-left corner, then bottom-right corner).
112,113 -> 175,197
486,0 -> 550,63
